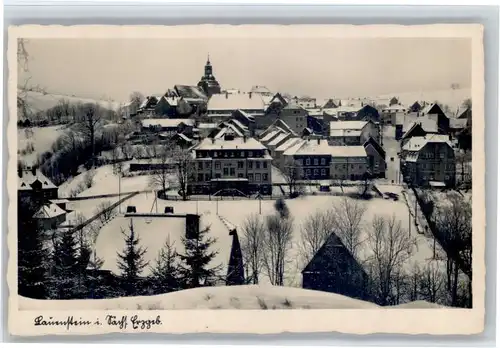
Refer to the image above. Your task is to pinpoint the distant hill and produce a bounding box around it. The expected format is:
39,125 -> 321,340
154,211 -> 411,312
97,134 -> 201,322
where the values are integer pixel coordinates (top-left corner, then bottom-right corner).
373,87 -> 471,111
18,90 -> 123,114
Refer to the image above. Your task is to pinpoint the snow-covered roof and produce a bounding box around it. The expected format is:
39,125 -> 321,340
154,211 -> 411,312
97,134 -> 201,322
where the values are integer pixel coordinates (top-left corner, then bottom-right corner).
18,169 -> 57,191
330,121 -> 368,131
249,85 -> 272,95
197,123 -> 218,129
229,118 -> 248,131
33,203 -> 66,219
176,133 -> 193,142
214,124 -> 244,139
196,137 -> 267,151
449,118 -> 468,129
207,93 -> 266,111
306,109 -> 324,117
267,133 -> 289,147
141,118 -> 194,128
260,129 -> 283,143
160,95 -> 180,106
285,139 -> 367,158
329,129 -> 362,138
275,137 -> 303,152
383,104 -> 407,112
402,134 -> 453,151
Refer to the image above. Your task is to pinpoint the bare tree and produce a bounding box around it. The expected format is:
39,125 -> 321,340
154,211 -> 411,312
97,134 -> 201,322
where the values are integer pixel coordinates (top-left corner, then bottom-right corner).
149,149 -> 170,194
366,215 -> 416,305
83,170 -> 96,189
332,198 -> 366,257
462,98 -> 472,109
169,146 -> 195,201
75,103 -> 103,163
278,157 -> 301,197
94,200 -> 117,225
240,213 -> 266,284
298,209 -> 336,268
419,260 -> 447,304
433,193 -> 472,306
262,200 -> 294,286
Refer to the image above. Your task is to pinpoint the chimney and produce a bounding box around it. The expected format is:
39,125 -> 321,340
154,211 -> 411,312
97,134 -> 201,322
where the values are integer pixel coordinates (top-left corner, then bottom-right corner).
226,92 -> 229,99
211,137 -> 215,144
243,135 -> 247,143
31,167 -> 36,176
185,214 -> 200,239
249,92 -> 252,99
18,168 -> 23,178
317,138 -> 320,145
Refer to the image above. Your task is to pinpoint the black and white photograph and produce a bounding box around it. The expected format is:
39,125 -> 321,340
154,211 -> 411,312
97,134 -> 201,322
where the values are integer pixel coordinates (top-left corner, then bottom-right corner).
8,24 -> 484,335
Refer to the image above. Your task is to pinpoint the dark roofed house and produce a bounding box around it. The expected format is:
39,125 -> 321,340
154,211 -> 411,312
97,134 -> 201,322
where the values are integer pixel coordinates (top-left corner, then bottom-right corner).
363,136 -> 386,178
18,168 -> 58,202
420,103 -> 450,133
302,233 -> 373,302
356,104 -> 380,123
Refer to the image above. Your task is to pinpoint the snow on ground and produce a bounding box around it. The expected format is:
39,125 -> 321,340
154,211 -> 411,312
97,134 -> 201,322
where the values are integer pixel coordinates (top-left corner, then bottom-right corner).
17,126 -> 67,165
19,285 -> 447,310
94,191 -> 442,287
59,163 -> 155,198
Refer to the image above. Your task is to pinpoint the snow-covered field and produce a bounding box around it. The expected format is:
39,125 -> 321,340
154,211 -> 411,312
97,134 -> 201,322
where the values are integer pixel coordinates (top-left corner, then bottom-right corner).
17,126 -> 67,165
373,88 -> 471,111
20,90 -> 122,114
59,163 -> 156,198
18,285 -> 445,310
93,189 -> 443,288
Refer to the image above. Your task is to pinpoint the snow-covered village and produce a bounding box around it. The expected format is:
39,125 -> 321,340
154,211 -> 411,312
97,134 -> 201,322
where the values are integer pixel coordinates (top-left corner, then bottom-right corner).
16,37 -> 472,310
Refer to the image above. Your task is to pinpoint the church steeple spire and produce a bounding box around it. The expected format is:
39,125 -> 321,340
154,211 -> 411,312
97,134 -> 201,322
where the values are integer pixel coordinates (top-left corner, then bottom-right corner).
207,53 -> 211,65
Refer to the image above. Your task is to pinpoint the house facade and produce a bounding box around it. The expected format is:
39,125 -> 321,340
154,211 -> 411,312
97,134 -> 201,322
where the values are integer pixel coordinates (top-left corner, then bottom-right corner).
363,137 -> 386,178
190,135 -> 272,195
328,120 -> 379,146
400,135 -> 456,188
18,168 -> 58,202
279,102 -> 309,135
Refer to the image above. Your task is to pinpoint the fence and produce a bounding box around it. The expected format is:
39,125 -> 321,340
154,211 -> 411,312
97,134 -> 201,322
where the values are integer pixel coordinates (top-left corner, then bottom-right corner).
68,191 -> 140,234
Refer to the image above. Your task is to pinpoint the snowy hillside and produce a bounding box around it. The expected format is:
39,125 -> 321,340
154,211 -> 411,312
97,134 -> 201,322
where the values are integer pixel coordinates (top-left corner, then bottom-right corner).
19,90 -> 123,114
373,88 -> 471,111
19,285 -> 446,310
17,125 -> 68,165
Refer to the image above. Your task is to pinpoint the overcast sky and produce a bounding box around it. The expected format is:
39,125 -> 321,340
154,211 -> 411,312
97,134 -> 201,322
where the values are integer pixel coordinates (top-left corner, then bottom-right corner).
20,37 -> 471,102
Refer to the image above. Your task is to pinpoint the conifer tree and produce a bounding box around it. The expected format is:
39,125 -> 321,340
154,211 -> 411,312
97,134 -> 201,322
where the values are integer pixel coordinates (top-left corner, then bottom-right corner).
178,226 -> 221,288
150,236 -> 181,294
49,230 -> 87,299
18,198 -> 49,299
116,219 -> 148,296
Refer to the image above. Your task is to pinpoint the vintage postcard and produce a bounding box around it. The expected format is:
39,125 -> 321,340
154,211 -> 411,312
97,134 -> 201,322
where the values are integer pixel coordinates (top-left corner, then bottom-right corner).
7,24 -> 485,336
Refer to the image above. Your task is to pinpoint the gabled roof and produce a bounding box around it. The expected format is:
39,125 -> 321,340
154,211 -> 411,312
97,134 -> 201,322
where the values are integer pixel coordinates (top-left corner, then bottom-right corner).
174,85 -> 207,100
267,132 -> 290,147
455,106 -> 471,119
282,101 -> 305,111
159,95 -> 180,106
402,134 -> 453,151
421,103 -> 444,116
234,109 -> 255,122
18,169 -> 57,191
302,233 -> 351,273
249,86 -> 272,95
214,124 -> 245,139
363,136 -> 386,158
33,203 -> 66,219
383,104 -> 407,112
285,139 -> 367,157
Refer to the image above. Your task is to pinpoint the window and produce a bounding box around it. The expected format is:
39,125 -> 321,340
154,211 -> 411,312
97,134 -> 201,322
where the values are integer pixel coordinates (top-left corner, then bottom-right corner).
224,152 -> 228,157
256,162 -> 261,169
238,161 -> 244,169
445,175 -> 450,180
263,173 -> 268,181
359,165 -> 363,170
249,151 -> 253,157
256,174 -> 261,182
248,161 -> 253,169
321,169 -> 326,175
306,169 -> 311,176
314,169 -> 319,176
215,173 -> 221,179
351,164 -> 354,169
223,168 -> 229,176
306,158 -> 311,165
321,158 -> 326,165
205,174 -> 210,181
241,151 -> 245,157
238,173 -> 244,178
230,168 -> 235,176
230,152 -> 235,157
205,162 -> 210,169
296,159 -> 303,166
440,153 -> 445,159
314,158 -> 318,165
197,174 -> 203,181
198,162 -> 203,170
248,174 -> 254,181
343,164 -> 346,169
214,152 -> 218,157
263,161 -> 268,169
215,162 -> 221,170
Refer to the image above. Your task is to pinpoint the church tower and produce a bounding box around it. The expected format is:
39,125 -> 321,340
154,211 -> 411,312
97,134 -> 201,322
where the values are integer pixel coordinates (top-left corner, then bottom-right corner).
197,54 -> 221,97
